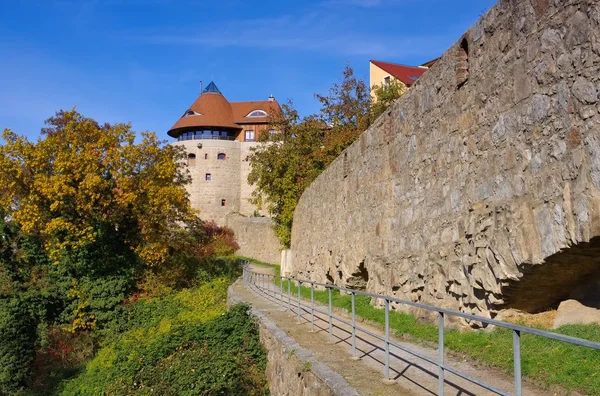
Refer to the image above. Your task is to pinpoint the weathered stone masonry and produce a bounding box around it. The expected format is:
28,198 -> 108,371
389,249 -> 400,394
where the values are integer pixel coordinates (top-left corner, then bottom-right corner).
291,0 -> 600,321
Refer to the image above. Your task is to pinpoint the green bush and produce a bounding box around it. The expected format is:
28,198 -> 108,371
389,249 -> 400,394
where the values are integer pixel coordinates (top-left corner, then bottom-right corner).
0,297 -> 38,394
58,280 -> 268,395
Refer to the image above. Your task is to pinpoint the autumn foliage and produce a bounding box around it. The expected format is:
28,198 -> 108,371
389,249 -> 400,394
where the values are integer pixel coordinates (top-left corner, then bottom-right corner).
0,110 -> 241,393
0,109 -> 194,266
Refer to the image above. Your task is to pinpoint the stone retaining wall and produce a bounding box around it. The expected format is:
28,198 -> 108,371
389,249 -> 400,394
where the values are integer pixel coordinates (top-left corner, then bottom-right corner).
290,0 -> 600,321
226,213 -> 282,264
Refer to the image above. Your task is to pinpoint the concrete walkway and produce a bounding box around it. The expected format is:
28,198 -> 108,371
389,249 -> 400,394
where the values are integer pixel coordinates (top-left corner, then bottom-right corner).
239,264 -> 551,396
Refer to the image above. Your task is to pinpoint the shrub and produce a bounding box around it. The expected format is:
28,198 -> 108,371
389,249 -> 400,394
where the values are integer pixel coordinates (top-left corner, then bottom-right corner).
58,280 -> 267,395
0,297 -> 38,394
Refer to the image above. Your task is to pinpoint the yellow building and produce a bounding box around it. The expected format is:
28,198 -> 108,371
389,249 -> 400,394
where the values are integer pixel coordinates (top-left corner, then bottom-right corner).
369,59 -> 437,95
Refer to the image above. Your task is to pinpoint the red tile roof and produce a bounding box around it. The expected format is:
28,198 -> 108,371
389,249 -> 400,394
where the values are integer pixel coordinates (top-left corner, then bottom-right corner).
167,84 -> 282,138
231,100 -> 282,124
370,60 -> 428,86
169,92 -> 240,135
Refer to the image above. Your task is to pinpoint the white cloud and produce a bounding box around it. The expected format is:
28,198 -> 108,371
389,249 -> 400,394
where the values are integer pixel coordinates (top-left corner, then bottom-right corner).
137,11 -> 450,59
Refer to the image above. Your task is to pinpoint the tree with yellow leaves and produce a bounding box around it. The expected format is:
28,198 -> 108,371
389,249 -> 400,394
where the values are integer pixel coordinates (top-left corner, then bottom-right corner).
0,109 -> 194,267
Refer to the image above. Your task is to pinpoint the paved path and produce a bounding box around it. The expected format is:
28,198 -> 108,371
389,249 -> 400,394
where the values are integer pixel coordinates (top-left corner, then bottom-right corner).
240,264 -> 551,396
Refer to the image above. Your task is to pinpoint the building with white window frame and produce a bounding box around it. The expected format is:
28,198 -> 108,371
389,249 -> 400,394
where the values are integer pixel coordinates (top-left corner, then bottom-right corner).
168,81 -> 282,224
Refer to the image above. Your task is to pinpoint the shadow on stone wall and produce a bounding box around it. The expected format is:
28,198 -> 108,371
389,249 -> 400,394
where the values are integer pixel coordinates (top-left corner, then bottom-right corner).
503,236 -> 600,312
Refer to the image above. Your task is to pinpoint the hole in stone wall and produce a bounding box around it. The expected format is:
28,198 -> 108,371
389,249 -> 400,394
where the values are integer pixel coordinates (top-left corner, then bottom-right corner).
502,236 -> 600,313
345,260 -> 369,290
456,37 -> 469,88
326,270 -> 334,284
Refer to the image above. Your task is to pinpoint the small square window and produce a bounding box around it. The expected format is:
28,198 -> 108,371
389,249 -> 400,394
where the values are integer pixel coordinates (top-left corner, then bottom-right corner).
205,173 -> 211,181
245,130 -> 255,142
221,199 -> 226,206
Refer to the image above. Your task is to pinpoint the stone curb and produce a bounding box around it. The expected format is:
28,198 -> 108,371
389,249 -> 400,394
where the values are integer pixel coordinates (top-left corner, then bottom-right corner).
227,279 -> 360,396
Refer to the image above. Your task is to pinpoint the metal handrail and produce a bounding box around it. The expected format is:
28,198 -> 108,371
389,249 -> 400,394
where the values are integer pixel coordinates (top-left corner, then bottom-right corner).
240,262 -> 600,396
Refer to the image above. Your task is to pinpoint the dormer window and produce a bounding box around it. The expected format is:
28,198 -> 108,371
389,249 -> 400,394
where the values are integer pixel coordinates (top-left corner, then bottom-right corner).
247,110 -> 268,117
182,109 -> 200,118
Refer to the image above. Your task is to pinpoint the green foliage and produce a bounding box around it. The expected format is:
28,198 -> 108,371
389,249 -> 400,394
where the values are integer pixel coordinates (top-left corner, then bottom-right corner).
0,110 -> 248,395
276,276 -> 600,395
370,79 -> 406,120
141,229 -> 241,297
248,66 -> 404,247
58,280 -> 267,396
0,296 -> 38,394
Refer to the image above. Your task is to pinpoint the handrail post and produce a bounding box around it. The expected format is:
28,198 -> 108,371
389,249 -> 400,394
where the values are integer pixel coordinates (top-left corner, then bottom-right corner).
279,275 -> 283,303
513,330 -> 522,396
384,299 -> 390,380
297,280 -> 302,323
351,292 -> 357,358
438,311 -> 445,396
287,278 -> 291,312
328,287 -> 333,343
310,282 -> 315,332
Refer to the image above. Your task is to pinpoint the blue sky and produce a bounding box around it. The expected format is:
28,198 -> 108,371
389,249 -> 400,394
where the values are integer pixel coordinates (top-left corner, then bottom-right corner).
0,0 -> 496,142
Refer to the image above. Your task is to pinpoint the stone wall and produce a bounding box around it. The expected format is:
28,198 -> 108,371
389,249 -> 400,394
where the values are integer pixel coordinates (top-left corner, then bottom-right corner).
226,213 -> 282,264
173,139 -> 243,223
290,0 -> 600,321
171,140 -> 279,263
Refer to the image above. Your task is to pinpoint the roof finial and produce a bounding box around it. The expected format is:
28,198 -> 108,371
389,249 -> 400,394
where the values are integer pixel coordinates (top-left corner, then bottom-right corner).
268,94 -> 275,102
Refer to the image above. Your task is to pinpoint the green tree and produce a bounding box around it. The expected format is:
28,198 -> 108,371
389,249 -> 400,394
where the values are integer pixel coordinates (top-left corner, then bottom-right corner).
371,79 -> 406,120
248,66 -> 404,247
248,105 -> 325,247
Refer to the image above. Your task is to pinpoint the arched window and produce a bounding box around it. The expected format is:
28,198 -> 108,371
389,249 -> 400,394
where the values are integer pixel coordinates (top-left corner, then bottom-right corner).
204,153 -> 208,160
217,153 -> 226,160
187,153 -> 196,166
246,110 -> 268,117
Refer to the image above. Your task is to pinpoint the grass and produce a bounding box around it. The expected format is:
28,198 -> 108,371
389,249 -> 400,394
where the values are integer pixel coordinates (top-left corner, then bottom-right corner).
268,275 -> 600,395
238,256 -> 280,270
